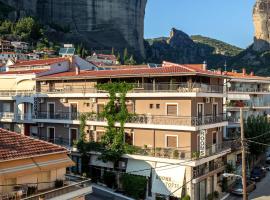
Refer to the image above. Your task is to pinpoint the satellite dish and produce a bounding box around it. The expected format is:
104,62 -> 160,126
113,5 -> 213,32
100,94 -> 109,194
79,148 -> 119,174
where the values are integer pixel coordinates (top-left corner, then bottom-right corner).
227,82 -> 231,88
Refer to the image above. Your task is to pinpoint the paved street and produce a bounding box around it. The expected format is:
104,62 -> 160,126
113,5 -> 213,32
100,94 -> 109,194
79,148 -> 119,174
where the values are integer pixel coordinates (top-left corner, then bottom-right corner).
226,170 -> 270,200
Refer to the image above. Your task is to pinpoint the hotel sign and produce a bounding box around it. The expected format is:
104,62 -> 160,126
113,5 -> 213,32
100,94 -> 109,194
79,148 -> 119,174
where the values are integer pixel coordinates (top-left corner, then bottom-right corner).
200,129 -> 207,157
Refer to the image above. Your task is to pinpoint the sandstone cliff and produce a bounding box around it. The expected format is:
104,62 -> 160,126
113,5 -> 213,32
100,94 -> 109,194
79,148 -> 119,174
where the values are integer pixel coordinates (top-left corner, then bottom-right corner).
253,0 -> 270,51
1,0 -> 147,57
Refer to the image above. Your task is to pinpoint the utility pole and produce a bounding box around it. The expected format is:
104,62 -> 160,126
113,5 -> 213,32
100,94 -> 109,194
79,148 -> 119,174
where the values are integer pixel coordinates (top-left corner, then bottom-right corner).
240,108 -> 247,200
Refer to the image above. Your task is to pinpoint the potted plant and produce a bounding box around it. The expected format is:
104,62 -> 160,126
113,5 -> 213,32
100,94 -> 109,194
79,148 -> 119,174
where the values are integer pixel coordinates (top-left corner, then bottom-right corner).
72,140 -> 78,151
173,149 -> 179,159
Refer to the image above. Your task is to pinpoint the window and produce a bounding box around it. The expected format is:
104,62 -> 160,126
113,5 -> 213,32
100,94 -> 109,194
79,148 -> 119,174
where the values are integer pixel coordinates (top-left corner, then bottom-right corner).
197,103 -> 204,118
126,103 -> 134,113
167,104 -> 177,116
166,135 -> 177,148
149,104 -> 153,109
96,131 -> 104,142
213,104 -> 218,116
156,104 -> 160,109
213,132 -> 217,144
97,104 -> 105,114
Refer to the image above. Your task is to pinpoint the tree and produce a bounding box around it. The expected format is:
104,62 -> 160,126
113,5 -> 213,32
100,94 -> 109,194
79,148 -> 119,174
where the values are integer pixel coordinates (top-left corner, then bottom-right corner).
123,48 -> 129,64
244,115 -> 270,165
111,47 -> 115,55
0,20 -> 13,35
14,17 -> 42,41
126,55 -> 136,65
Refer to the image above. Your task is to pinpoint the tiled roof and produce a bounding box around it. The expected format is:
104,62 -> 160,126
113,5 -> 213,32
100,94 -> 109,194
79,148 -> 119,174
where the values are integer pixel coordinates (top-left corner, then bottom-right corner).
38,61 -> 222,80
0,129 -> 68,161
11,57 -> 69,68
225,71 -> 270,80
0,69 -> 47,75
0,52 -> 16,55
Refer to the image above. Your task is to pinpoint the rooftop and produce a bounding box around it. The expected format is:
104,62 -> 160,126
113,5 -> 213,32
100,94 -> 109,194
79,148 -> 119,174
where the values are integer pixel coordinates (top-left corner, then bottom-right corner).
11,57 -> 69,68
225,69 -> 270,81
37,61 -> 224,80
0,69 -> 47,75
0,128 -> 68,162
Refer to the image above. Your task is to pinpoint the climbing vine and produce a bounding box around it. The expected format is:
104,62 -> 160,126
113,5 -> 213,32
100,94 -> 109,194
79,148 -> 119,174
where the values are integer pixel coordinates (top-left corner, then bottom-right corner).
77,82 -> 134,164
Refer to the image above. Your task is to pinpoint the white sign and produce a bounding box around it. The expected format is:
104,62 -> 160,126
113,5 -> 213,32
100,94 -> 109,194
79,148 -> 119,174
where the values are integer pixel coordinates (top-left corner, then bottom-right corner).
200,130 -> 207,157
152,163 -> 186,197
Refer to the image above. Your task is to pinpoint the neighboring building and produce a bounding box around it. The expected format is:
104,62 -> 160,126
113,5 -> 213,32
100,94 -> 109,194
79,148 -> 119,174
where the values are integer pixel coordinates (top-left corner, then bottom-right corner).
0,40 -> 12,52
59,44 -> 76,58
224,69 -> 270,171
0,52 -> 30,63
0,128 -> 92,199
11,41 -> 30,53
86,53 -> 119,66
32,61 -> 231,200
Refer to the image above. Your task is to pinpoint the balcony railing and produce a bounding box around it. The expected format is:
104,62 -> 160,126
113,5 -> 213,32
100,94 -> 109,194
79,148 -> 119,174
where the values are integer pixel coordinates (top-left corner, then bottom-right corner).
131,141 -> 233,160
228,87 -> 270,93
39,82 -> 224,94
0,175 -> 91,200
193,161 -> 225,179
0,112 -> 32,121
33,136 -> 71,148
0,90 -> 35,97
33,112 -> 227,127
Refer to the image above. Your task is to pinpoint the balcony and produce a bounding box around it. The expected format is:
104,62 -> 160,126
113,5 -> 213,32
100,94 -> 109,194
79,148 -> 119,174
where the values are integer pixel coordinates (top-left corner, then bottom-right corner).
39,82 -> 223,95
0,90 -> 35,97
1,175 -> 92,200
228,86 -> 270,93
130,141 -> 234,161
33,112 -> 227,130
192,161 -> 226,179
0,112 -> 33,122
33,136 -> 71,149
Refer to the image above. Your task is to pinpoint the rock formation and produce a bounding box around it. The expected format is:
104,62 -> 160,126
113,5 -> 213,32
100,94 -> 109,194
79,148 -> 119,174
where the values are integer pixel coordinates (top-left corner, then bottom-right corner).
253,0 -> 270,51
1,0 -> 147,57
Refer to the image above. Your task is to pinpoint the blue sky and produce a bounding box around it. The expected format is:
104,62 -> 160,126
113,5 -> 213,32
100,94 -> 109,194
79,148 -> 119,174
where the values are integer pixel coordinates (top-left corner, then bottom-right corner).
145,0 -> 256,48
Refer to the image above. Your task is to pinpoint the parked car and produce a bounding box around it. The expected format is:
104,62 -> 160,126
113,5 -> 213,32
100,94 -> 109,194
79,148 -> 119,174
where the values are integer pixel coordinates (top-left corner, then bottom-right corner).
250,167 -> 266,182
230,180 -> 256,195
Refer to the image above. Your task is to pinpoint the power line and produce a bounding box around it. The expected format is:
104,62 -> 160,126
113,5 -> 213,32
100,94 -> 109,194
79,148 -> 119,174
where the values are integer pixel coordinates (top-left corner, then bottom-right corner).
246,130 -> 270,140
246,139 -> 270,147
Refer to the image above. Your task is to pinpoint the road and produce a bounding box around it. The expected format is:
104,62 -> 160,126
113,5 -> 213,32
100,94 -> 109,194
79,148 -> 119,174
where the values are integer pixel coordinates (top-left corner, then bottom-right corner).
226,170 -> 270,200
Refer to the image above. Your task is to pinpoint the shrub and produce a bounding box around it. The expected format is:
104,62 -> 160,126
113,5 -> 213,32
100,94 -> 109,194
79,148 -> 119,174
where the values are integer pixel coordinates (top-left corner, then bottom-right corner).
122,174 -> 147,199
181,195 -> 190,200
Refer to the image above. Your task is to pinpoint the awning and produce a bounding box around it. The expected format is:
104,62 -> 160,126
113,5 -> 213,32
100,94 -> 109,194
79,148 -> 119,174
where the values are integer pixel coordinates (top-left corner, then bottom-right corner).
126,159 -> 155,177
152,163 -> 186,198
228,94 -> 250,100
89,155 -> 114,168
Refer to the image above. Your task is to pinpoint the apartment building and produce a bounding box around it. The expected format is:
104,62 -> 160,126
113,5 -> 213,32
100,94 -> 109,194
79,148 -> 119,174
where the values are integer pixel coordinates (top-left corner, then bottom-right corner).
0,128 -> 93,200
30,61 -> 232,200
0,40 -> 12,52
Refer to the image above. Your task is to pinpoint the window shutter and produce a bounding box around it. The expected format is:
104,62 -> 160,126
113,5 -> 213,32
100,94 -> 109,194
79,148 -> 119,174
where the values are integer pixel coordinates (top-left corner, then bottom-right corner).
167,105 -> 177,116
167,136 -> 177,148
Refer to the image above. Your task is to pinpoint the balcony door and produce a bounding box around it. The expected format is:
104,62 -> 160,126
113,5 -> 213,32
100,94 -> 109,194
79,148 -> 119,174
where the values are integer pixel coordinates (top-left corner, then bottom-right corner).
197,103 -> 204,125
212,131 -> 217,153
69,128 -> 78,146
70,103 -> 78,120
47,127 -> 55,143
47,103 -> 55,119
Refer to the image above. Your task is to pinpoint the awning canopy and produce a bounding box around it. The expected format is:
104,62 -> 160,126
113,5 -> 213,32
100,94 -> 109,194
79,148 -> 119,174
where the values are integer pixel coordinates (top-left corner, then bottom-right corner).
126,159 -> 155,177
152,163 -> 186,198
90,155 -> 114,168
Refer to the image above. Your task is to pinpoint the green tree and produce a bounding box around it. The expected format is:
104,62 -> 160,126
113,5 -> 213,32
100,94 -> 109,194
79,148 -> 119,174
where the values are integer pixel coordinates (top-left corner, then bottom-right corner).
123,48 -> 129,64
14,17 -> 42,41
245,115 -> 270,165
126,55 -> 136,65
0,20 -> 13,35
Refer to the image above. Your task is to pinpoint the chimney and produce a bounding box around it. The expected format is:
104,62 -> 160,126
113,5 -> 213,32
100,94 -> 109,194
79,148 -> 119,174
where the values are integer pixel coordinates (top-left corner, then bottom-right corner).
242,68 -> 246,76
203,61 -> 207,71
250,71 -> 254,76
75,66 -> 80,75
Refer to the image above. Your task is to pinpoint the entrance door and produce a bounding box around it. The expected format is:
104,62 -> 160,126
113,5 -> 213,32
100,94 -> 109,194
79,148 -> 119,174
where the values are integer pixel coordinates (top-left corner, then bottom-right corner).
70,128 -> 78,146
48,103 -> 55,119
48,127 -> 55,143
70,103 -> 78,120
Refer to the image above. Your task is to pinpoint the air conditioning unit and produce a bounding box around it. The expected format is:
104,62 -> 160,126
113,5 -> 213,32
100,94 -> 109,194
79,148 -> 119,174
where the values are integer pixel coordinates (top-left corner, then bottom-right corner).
40,81 -> 47,85
64,124 -> 70,128
204,97 -> 211,103
39,98 -> 44,104
38,123 -> 44,128
61,98 -> 68,103
90,98 -> 97,103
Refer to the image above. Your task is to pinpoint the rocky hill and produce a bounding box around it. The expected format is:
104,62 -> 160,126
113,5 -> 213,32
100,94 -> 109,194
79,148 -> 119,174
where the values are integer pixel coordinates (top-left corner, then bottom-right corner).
0,0 -> 147,58
145,28 -> 242,68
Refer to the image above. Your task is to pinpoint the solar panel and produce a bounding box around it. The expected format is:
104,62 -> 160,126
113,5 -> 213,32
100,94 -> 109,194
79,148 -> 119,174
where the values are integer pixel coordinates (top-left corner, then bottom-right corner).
59,48 -> 75,55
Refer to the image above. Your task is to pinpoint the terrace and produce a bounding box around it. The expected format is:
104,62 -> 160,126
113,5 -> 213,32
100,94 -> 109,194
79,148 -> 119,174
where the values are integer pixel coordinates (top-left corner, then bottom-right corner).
0,175 -> 92,200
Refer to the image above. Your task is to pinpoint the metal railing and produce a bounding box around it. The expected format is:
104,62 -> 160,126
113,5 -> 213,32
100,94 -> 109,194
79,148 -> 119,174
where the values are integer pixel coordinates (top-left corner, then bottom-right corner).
0,90 -> 35,97
0,175 -> 91,200
33,136 -> 71,147
132,141 -> 233,160
33,112 -> 227,126
0,112 -> 33,121
228,87 -> 270,93
39,82 -> 224,94
193,161 -> 225,179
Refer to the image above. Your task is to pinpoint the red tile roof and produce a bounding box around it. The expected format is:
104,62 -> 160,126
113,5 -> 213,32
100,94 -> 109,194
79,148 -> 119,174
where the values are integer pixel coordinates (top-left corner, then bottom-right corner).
0,69 -> 47,75
11,57 -> 69,68
38,61 -> 223,80
0,129 -> 68,161
0,52 -> 16,55
224,71 -> 269,80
